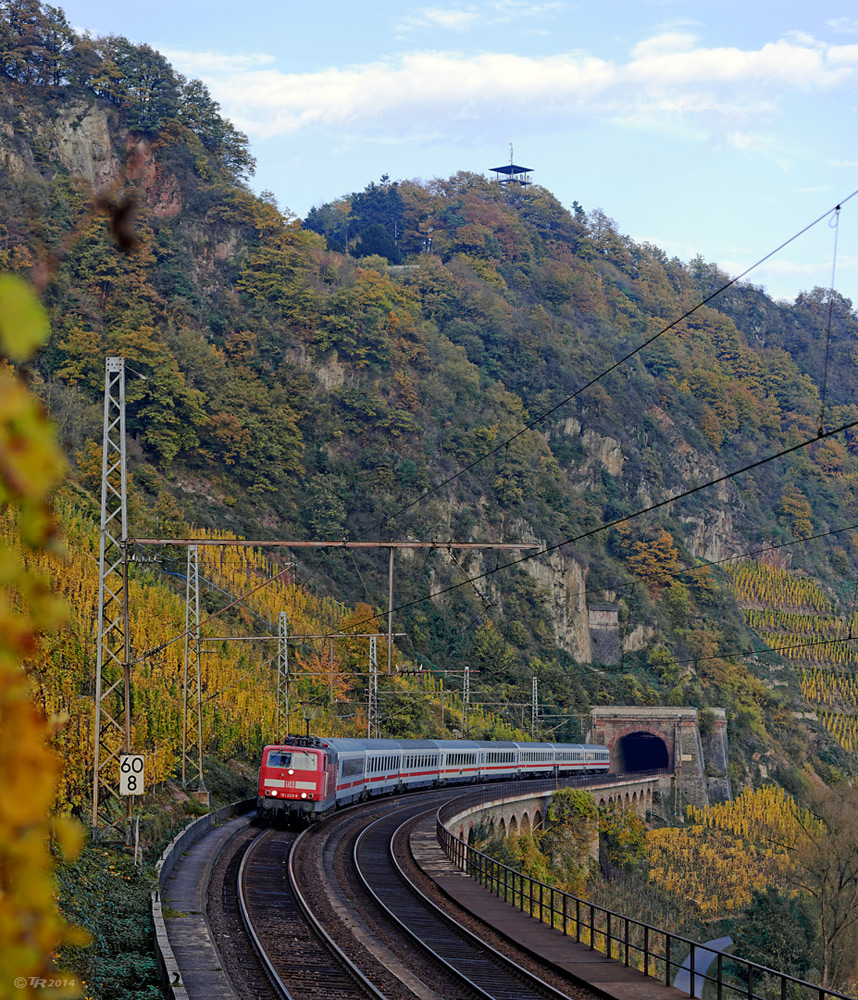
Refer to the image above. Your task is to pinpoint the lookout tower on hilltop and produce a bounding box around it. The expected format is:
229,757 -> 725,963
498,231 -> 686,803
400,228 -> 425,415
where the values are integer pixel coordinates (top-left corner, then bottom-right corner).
491,143 -> 532,187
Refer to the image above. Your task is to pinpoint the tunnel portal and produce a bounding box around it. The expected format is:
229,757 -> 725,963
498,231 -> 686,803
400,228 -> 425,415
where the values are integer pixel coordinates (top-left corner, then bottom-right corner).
615,731 -> 669,773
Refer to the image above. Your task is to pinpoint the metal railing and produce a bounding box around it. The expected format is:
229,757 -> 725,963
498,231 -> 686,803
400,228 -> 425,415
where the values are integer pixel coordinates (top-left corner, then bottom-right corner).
436,780 -> 856,1000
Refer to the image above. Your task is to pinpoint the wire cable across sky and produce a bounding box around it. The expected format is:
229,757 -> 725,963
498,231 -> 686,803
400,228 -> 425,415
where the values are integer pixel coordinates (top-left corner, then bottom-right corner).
294,185 -> 858,598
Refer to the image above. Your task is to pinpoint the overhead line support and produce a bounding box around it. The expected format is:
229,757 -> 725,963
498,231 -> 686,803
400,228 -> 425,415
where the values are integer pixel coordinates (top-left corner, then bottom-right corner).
277,612 -> 289,741
92,356 -> 131,842
182,544 -> 205,795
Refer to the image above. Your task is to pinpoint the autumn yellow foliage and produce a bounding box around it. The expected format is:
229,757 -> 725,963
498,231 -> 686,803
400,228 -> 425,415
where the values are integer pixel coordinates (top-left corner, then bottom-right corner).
647,825 -> 778,915
818,711 -> 858,752
726,559 -> 858,745
647,787 -> 815,919
5,511 -> 393,809
1,274 -> 85,1000
725,559 -> 833,613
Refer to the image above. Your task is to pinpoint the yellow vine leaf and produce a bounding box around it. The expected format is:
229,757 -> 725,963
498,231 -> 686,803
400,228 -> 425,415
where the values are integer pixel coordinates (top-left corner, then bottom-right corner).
1,273 -> 82,1000
0,274 -> 49,362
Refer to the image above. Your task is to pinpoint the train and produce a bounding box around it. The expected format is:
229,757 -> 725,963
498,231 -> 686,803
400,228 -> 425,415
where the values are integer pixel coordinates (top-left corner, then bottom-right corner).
256,735 -> 611,823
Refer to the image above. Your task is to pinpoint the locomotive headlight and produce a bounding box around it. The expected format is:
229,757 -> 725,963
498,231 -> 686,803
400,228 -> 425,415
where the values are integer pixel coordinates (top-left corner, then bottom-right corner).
288,769 -> 295,775
271,790 -> 278,796
300,792 -> 307,799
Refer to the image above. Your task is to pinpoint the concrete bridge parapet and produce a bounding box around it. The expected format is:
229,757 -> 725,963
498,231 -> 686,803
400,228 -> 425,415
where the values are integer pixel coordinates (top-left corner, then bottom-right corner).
443,775 -> 659,846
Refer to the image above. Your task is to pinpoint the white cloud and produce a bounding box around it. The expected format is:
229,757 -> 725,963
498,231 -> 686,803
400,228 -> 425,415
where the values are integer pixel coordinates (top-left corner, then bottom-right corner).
398,0 -> 566,33
160,49 -> 275,75
411,7 -> 480,31
828,18 -> 858,34
185,32 -> 858,142
825,43 -> 858,65
626,35 -> 848,88
727,131 -> 778,152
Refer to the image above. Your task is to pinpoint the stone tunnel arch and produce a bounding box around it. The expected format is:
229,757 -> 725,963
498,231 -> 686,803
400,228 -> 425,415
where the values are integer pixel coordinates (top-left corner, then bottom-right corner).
614,730 -> 670,772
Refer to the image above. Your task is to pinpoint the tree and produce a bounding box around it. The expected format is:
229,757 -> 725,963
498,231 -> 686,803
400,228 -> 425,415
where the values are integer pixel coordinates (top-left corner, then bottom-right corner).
352,223 -> 401,264
0,0 -> 72,85
103,36 -> 180,133
783,786 -> 858,987
540,787 -> 598,894
598,802 -> 647,869
178,78 -> 255,180
777,483 -> 813,539
625,529 -> 681,591
730,885 -> 815,980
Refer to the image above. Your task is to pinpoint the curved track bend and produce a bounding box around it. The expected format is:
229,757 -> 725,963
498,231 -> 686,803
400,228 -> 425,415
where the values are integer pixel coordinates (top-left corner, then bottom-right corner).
219,786 -> 597,1000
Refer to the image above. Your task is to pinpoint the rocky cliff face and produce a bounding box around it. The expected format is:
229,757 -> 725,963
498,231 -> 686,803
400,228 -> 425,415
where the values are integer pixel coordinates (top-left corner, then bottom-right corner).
50,101 -> 118,188
0,92 -> 118,186
0,89 -> 180,216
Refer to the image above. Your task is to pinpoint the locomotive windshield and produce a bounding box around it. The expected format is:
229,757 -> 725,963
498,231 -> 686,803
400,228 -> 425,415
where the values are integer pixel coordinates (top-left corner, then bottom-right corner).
267,749 -> 317,770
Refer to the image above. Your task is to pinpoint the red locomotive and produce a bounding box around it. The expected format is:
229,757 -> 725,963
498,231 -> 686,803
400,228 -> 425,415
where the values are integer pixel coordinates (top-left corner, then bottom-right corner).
257,736 -> 611,823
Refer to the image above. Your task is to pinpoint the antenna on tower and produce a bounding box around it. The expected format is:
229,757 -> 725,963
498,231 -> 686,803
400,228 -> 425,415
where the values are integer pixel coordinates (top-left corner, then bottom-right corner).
490,147 -> 533,187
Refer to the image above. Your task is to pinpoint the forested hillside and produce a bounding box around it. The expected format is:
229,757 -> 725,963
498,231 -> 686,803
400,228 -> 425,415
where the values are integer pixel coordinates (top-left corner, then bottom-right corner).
4,0 -> 858,797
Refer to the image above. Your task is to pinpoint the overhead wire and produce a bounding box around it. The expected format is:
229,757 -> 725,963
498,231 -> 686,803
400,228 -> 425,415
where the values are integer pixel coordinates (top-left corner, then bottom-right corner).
379,189 -> 858,527
562,520 -> 858,608
135,191 -> 858,709
291,188 -> 858,597
665,634 -> 856,672
341,416 -> 858,632
818,206 -> 842,435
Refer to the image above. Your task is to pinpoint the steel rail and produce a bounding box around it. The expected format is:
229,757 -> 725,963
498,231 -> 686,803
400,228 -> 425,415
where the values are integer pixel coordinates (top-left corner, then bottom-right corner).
236,828 -> 295,1000
354,806 -> 578,1000
287,822 -> 389,1000
239,824 -> 387,1000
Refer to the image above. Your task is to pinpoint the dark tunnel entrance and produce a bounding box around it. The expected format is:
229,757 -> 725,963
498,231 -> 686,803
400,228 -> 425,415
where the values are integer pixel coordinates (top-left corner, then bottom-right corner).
615,732 -> 669,773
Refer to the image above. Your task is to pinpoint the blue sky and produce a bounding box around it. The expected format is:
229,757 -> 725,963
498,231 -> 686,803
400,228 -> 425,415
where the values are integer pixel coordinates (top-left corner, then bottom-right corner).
60,1 -> 858,304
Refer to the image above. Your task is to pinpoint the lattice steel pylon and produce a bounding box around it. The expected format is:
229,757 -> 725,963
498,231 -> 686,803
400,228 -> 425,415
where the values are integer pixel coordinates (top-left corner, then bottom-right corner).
91,357 -> 131,841
276,612 -> 289,741
367,635 -> 379,738
463,662 -> 470,738
182,545 -> 205,790
531,676 -> 538,740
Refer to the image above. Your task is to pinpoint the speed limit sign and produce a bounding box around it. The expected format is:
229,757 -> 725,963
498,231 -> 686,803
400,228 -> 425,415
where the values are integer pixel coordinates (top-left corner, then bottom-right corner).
119,755 -> 145,795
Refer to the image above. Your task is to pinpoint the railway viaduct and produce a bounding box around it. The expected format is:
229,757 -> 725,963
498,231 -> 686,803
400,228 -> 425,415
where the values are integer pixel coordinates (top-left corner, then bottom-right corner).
449,706 -> 731,844
588,706 -> 732,809
449,774 -> 658,845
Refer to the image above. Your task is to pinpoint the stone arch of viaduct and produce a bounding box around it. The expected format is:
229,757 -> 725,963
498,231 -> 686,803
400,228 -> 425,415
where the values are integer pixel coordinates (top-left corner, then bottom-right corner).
449,777 -> 657,846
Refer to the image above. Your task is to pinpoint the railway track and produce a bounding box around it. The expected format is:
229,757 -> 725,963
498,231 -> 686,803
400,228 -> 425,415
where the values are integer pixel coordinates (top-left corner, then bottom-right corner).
223,788 -> 594,1000
354,803 -> 581,1000
237,825 -> 384,1000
